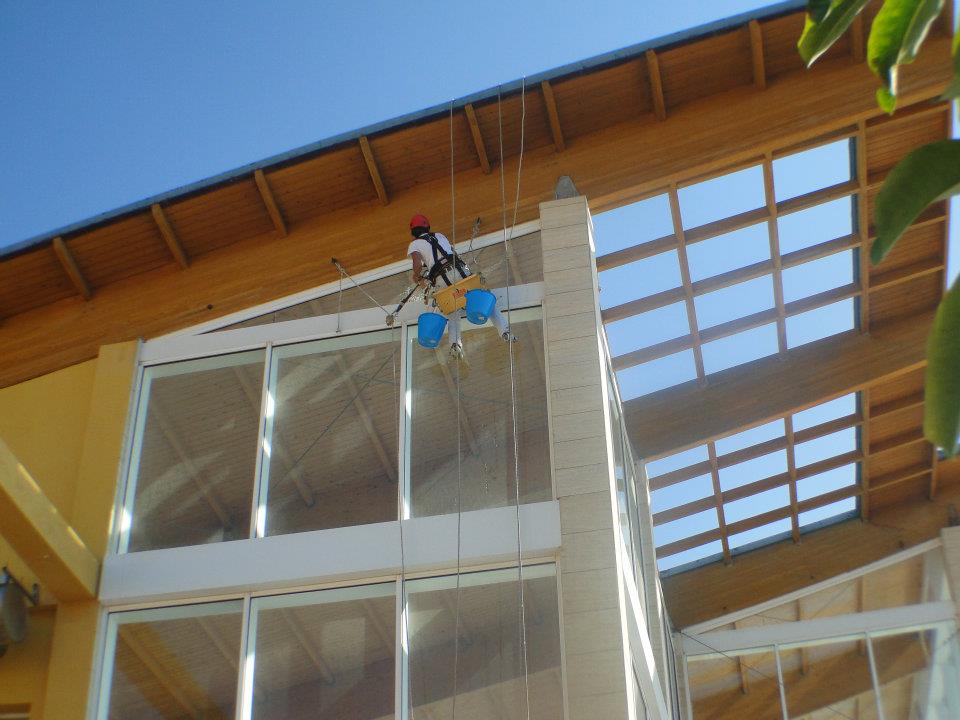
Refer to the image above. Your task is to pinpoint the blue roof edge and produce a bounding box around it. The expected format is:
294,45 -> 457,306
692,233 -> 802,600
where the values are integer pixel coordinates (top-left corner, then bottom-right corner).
2,0 -> 805,259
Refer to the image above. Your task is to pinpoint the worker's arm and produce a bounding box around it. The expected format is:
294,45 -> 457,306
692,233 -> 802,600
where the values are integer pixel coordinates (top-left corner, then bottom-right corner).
410,253 -> 428,287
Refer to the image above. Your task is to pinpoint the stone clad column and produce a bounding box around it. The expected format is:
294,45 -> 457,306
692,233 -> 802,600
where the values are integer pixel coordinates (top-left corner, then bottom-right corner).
540,197 -> 632,719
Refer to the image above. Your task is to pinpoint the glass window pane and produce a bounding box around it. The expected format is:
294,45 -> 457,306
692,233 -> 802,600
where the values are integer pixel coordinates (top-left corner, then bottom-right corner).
652,474 -> 714,513
799,497 -> 857,528
797,464 -> 857,502
654,509 -> 718,548
599,251 -> 682,309
777,197 -> 854,255
786,298 -> 855,348
126,351 -> 265,551
606,303 -> 689,357
687,222 -> 771,283
261,331 -> 399,537
658,540 -> 723,572
101,601 -> 243,720
724,486 -> 790,523
793,394 -> 857,432
646,445 -> 708,478
780,639 -> 878,719
695,275 -> 775,329
701,324 -> 779,375
408,310 -> 550,517
616,349 -> 698,399
688,648 -> 784,720
715,419 -> 785,456
782,250 -> 854,303
773,139 -> 852,201
794,427 -> 857,468
249,584 -> 395,719
406,566 -> 562,720
719,450 -> 788,492
594,194 -> 674,255
871,629 -> 959,720
679,165 -> 765,229
728,518 -> 792,550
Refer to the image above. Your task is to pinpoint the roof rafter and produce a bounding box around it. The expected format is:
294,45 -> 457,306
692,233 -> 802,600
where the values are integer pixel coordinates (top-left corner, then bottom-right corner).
254,169 -> 287,236
540,80 -> 566,152
358,135 -> 389,206
748,20 -> 766,90
464,103 -> 491,174
151,203 -> 189,269
51,236 -> 92,300
645,49 -> 667,121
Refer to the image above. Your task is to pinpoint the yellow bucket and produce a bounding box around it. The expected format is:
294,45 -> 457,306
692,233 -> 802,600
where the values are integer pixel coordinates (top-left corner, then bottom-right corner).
433,274 -> 481,314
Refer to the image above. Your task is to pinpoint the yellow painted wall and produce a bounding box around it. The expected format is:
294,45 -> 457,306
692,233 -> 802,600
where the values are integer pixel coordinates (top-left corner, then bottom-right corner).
0,359 -> 97,521
0,607 -> 54,718
0,341 -> 139,720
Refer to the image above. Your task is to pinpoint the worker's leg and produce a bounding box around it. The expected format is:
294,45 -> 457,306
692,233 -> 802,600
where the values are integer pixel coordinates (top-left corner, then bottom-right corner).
488,304 -> 514,340
446,310 -> 462,349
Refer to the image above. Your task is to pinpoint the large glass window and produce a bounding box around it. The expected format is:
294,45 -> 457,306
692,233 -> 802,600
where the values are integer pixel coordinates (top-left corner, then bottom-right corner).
406,308 -> 550,518
98,601 -> 243,720
246,583 -> 395,719
404,565 -> 562,720
259,330 -> 400,537
124,351 -> 266,552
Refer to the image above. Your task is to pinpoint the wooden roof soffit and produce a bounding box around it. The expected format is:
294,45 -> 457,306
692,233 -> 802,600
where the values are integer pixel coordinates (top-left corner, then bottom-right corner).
358,135 -> 389,206
645,49 -> 667,121
254,169 -> 287,236
851,14 -> 866,63
540,80 -> 566,152
151,203 -> 190,269
748,19 -> 767,90
464,103 -> 491,174
51,236 -> 92,300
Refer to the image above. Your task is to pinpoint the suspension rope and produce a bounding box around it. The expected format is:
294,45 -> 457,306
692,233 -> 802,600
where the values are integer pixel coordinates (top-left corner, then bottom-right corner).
498,77 -> 533,720
331,258 -> 392,315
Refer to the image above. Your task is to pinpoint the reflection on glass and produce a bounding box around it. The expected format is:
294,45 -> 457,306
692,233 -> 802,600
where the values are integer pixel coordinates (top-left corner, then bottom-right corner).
405,566 -> 562,720
100,601 -> 243,720
871,628 -> 960,720
260,331 -> 399,536
781,638 -> 878,720
407,309 -> 550,517
688,648 -> 783,720
126,351 -> 265,551
248,584 -> 395,720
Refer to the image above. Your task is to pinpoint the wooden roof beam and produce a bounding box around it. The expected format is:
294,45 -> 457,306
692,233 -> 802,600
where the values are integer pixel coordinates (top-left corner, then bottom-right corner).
627,311 -> 932,460
359,135 -> 389,206
51,236 -> 92,300
645,49 -> 667,121
464,103 -> 491,174
254,169 -> 287,237
748,20 -> 766,90
151,203 -> 189,269
118,627 -> 203,718
540,80 -> 566,152
662,458 -> 960,628
335,356 -> 397,484
280,609 -> 336,685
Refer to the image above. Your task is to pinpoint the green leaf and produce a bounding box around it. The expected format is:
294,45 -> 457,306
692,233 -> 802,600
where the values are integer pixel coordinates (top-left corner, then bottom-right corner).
809,0 -> 833,22
867,0 -> 944,111
940,28 -> 960,100
924,279 -> 960,457
799,0 -> 872,65
873,139 -> 960,263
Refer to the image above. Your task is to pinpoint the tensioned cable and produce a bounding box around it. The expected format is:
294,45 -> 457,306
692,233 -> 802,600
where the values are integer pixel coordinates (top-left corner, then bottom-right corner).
331,259 -> 392,315
393,326 -> 414,720
497,78 -> 533,720
449,96 -> 466,720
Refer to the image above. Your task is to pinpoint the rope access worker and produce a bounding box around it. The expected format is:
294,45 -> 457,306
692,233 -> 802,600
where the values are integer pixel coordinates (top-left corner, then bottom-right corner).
407,213 -> 514,359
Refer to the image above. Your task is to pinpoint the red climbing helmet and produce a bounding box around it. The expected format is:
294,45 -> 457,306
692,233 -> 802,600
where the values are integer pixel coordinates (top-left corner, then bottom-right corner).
409,213 -> 430,231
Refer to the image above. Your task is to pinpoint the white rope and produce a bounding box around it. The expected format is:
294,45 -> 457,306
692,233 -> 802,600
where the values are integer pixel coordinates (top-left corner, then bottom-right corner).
497,79 -> 532,720
331,258 -> 392,315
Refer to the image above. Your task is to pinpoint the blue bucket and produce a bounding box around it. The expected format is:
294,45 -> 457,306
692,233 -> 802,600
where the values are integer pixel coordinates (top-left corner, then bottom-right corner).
417,312 -> 448,348
465,289 -> 496,325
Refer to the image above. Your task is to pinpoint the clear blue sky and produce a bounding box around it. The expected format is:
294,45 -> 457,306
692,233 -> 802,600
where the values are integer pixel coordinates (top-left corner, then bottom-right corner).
0,0 -> 778,247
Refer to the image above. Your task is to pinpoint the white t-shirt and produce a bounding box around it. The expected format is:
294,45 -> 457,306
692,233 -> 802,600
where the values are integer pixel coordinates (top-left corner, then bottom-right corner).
407,232 -> 452,265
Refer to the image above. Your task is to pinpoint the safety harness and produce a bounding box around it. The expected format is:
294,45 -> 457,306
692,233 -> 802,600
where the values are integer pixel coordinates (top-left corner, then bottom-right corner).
421,231 -> 469,286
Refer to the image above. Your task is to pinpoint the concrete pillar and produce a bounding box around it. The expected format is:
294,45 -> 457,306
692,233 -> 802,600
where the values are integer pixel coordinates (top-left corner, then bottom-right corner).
540,197 -> 631,719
